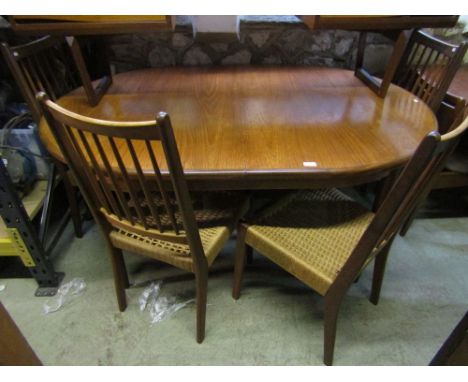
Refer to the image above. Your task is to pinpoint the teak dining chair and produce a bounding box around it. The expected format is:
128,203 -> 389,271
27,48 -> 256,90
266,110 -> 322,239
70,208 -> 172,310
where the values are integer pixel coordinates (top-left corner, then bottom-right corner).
232,114 -> 468,365
1,36 -> 82,123
38,93 -> 249,343
370,30 -> 466,212
400,93 -> 468,236
393,29 -> 467,113
1,36 -> 85,238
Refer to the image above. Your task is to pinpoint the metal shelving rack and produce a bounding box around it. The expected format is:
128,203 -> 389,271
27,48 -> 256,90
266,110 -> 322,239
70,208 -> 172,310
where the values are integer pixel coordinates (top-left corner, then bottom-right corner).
0,158 -> 64,296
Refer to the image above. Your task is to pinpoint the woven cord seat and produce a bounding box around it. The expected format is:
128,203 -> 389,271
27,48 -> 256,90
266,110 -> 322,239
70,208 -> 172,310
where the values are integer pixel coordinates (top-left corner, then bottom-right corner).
244,189 -> 374,295
111,192 -> 249,272
233,114 -> 468,365
39,95 -> 251,344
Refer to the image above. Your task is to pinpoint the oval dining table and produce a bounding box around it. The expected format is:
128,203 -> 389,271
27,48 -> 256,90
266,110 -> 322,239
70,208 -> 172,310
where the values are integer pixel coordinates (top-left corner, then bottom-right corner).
39,66 -> 438,190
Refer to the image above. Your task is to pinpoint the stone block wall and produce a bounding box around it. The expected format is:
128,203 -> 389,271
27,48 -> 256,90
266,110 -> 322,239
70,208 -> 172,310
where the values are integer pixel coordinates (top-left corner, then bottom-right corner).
104,17 -> 396,75
2,16 -> 467,113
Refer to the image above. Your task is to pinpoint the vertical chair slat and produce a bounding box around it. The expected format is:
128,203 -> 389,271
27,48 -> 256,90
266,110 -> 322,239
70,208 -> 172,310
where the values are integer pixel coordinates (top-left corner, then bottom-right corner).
24,57 -> 48,97
407,44 -> 428,89
397,43 -> 420,86
412,51 -> 434,100
64,125 -> 110,211
126,139 -> 163,231
39,50 -> 61,96
77,130 -> 120,215
31,54 -> 55,98
402,43 -> 425,87
426,55 -> 450,102
408,45 -> 430,96
107,137 -> 148,229
413,49 -> 438,100
145,140 -> 180,234
19,60 -> 40,98
92,134 -> 134,222
394,30 -> 466,113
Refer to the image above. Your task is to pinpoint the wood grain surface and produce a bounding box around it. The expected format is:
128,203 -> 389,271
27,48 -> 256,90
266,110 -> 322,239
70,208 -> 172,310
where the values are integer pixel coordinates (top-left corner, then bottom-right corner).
39,67 -> 438,190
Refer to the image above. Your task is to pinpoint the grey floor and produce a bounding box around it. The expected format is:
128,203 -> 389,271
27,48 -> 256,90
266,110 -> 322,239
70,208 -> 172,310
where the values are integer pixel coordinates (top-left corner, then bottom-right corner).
1,205 -> 468,365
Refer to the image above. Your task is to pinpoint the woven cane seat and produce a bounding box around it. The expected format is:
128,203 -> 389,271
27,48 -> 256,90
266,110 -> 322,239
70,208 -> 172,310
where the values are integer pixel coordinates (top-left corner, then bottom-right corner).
244,189 -> 374,295
125,191 -> 242,231
110,192 -> 249,272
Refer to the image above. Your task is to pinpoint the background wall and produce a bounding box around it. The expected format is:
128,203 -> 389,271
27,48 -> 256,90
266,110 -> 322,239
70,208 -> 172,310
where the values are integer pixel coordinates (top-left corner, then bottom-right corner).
105,16 -> 389,74
1,15 -> 467,112
103,16 -> 468,75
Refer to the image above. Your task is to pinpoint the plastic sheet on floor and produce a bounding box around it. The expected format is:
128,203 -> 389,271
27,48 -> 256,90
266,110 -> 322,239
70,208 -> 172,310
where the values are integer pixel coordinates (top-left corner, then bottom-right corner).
139,282 -> 194,324
43,278 -> 86,314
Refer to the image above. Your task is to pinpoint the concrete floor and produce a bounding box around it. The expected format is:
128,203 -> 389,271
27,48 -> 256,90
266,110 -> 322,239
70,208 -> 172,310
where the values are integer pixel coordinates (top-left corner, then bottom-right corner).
1,211 -> 468,365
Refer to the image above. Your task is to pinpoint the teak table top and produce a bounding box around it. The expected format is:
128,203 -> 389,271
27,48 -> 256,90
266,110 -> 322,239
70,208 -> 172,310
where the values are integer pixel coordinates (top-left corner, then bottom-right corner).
39,66 -> 438,190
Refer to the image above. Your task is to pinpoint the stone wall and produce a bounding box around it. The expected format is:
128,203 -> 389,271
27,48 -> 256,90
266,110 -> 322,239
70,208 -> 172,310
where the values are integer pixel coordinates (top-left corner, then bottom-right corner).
104,17 -> 396,75
2,16 -> 467,113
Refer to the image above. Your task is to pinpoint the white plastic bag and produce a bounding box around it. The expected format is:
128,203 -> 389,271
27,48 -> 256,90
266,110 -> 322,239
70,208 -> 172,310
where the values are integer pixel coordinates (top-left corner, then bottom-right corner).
0,284 -> 5,292
139,282 -> 194,324
43,278 -> 86,314
139,282 -> 162,311
149,295 -> 194,324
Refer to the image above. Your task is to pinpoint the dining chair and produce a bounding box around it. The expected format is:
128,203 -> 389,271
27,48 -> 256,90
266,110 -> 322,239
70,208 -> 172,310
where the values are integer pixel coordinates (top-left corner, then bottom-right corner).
38,92 -> 249,343
232,113 -> 468,365
400,93 -> 468,236
1,36 -> 84,238
370,30 -> 466,212
392,29 -> 467,113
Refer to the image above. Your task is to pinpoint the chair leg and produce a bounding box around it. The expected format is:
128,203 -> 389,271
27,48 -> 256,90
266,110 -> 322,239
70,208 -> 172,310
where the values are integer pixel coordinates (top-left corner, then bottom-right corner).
108,246 -> 128,312
196,266 -> 208,344
370,245 -> 391,305
115,249 -> 130,289
323,294 -> 343,366
232,224 -> 248,300
246,245 -> 254,265
399,207 -> 417,237
55,162 -> 83,238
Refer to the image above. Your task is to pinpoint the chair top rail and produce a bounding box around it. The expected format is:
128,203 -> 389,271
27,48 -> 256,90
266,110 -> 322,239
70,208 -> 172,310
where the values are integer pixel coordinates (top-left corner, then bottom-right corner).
38,92 -> 161,140
2,36 -> 61,61
413,30 -> 465,57
441,114 -> 468,142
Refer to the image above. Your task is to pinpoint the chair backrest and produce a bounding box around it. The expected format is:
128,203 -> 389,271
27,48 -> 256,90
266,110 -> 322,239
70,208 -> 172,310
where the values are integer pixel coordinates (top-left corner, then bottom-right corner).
393,30 -> 467,112
334,111 -> 468,291
1,36 -> 80,123
37,92 -> 207,266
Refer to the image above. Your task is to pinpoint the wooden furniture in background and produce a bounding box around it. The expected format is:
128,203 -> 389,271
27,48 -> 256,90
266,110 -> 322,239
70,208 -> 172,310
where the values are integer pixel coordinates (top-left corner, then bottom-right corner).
400,93 -> 468,236
354,30 -> 411,98
392,30 -> 467,113
39,93 -> 249,343
1,36 -> 81,122
300,16 -> 463,99
9,15 -> 174,35
65,36 -> 112,106
299,16 -> 459,31
232,114 -> 468,365
38,67 -> 438,191
7,15 -> 175,107
1,35 -> 110,111
433,68 -> 468,188
364,31 -> 467,210
1,35 -> 84,239
0,301 -> 42,365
